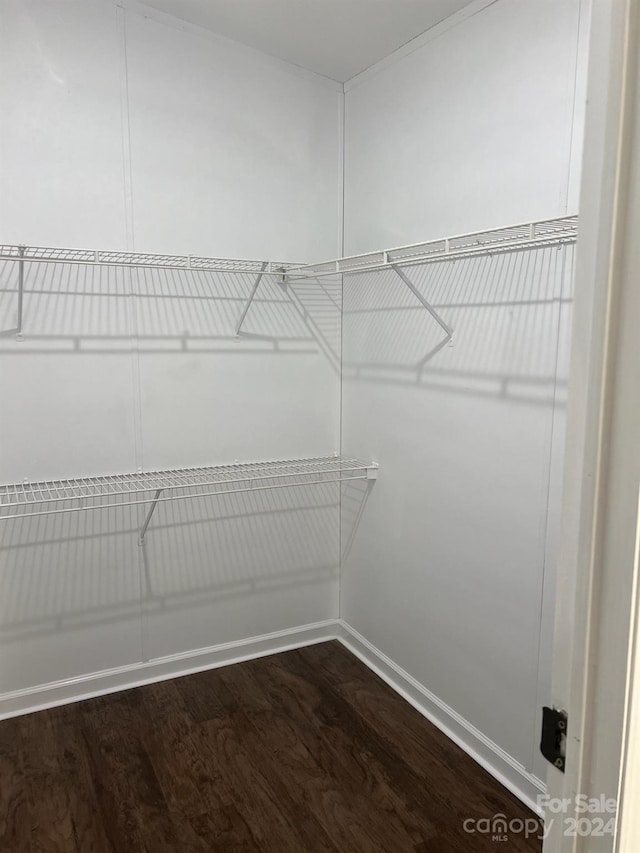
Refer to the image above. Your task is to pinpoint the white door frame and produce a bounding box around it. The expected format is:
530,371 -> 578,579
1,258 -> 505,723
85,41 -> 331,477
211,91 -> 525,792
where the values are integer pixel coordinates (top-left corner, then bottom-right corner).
544,0 -> 640,850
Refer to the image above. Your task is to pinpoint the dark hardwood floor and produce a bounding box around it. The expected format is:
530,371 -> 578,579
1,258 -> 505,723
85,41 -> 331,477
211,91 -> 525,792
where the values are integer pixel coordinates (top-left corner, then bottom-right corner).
0,641 -> 542,852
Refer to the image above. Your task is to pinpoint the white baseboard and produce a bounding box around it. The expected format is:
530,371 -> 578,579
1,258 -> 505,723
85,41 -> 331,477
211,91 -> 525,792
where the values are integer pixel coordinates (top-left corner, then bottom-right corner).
0,619 -> 338,721
336,619 -> 546,816
0,615 -> 545,816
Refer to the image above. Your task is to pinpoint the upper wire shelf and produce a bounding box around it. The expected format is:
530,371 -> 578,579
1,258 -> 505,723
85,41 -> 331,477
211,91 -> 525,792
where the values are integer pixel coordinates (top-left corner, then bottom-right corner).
1,215 -> 577,342
0,244 -> 298,274
0,215 -> 577,280
0,456 -> 379,542
0,245 -> 300,339
285,215 -> 578,278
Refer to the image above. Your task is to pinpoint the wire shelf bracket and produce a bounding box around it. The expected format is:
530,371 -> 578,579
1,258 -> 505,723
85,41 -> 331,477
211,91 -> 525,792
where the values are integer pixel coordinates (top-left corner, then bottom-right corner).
6,245 -> 27,342
0,456 -> 379,545
139,489 -> 163,545
234,261 -> 268,337
391,263 -> 453,340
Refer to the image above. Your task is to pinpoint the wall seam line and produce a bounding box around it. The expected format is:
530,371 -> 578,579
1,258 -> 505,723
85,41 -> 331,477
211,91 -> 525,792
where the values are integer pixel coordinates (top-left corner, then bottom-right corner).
338,84 -> 346,621
117,2 -> 146,664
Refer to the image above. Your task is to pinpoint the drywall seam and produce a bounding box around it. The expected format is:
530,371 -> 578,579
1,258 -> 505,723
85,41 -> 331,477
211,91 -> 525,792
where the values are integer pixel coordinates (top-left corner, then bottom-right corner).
338,86 -> 345,620
565,0 -> 593,213
117,3 -> 147,663
116,4 -> 136,253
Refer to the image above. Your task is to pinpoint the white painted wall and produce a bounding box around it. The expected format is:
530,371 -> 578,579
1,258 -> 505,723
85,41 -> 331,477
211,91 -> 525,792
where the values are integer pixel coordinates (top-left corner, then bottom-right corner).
344,0 -> 584,254
0,0 -> 343,697
341,0 -> 586,791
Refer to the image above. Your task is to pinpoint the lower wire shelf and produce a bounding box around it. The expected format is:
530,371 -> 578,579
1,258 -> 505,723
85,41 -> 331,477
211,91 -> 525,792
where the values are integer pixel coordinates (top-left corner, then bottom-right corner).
0,456 -> 379,543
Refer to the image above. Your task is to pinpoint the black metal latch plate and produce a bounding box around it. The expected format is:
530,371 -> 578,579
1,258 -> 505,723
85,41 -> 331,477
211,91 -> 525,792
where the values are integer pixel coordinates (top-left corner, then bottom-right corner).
540,706 -> 567,772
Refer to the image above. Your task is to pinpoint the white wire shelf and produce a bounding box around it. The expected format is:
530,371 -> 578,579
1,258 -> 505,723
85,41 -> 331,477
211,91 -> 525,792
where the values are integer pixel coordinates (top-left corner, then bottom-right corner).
0,244 -> 300,339
0,456 -> 379,542
0,244 -> 298,274
285,215 -> 578,278
1,215 -> 576,343
0,215 -> 577,279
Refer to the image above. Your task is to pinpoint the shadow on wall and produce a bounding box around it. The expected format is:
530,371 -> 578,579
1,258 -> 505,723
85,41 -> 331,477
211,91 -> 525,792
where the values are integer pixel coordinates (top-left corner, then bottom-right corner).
338,244 -> 576,775
341,478 -> 372,563
0,260 -> 349,682
0,481 -> 377,645
342,244 -> 575,408
0,262 -> 341,369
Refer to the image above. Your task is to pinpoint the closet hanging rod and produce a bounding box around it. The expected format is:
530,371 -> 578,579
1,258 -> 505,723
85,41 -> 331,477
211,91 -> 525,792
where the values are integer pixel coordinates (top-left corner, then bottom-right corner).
0,245 -> 297,275
285,215 -> 578,279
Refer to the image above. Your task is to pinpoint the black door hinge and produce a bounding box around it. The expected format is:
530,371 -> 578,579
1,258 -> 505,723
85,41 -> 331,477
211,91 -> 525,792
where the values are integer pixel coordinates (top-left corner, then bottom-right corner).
540,706 -> 567,772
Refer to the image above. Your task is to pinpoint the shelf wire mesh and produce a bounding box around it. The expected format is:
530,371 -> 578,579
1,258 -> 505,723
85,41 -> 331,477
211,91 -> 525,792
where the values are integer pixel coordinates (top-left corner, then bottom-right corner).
0,456 -> 374,520
0,244 -> 297,274
287,215 -> 579,278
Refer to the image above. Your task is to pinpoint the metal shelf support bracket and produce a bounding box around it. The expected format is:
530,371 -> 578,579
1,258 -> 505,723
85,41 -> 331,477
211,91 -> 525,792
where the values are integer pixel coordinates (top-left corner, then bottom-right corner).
391,264 -> 453,339
139,488 -> 163,545
235,261 -> 269,336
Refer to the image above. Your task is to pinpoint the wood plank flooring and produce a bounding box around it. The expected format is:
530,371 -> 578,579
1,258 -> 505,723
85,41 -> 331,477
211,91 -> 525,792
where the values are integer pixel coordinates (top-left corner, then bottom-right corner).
0,641 -> 542,852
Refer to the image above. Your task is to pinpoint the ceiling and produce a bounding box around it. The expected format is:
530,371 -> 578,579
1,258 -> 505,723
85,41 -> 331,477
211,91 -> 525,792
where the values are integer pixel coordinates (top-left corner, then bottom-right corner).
139,0 -> 479,82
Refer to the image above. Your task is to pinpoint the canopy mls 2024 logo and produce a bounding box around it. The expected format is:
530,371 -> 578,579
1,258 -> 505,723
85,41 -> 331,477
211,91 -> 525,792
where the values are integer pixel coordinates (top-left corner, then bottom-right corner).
462,795 -> 617,843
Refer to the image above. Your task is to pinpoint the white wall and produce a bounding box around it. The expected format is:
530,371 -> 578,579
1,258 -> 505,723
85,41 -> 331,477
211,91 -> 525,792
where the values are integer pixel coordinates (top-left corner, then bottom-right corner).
0,0 -> 343,698
344,0 -> 584,254
341,0 -> 586,791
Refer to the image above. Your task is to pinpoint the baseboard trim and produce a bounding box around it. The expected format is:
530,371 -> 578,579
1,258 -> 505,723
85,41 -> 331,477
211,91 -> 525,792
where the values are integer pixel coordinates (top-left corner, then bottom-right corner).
336,619 -> 546,816
0,616 -> 546,815
0,619 -> 339,721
